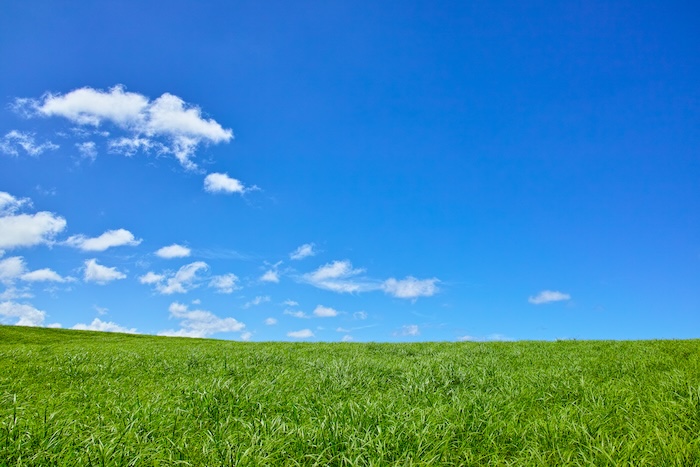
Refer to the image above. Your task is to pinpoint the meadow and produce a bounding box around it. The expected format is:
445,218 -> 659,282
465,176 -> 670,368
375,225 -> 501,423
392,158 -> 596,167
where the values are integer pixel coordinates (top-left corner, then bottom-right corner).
0,326 -> 699,466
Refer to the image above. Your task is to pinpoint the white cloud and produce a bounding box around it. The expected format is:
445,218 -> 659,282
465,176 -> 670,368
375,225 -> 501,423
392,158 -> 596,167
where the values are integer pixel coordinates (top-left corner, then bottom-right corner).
0,131 -> 58,156
240,331 -> 252,341
138,271 -> 165,284
0,256 -> 26,283
21,268 -> 73,283
313,305 -> 338,317
0,192 -> 30,215
396,324 -> 420,336
353,311 -> 368,320
66,228 -> 141,251
302,260 -> 370,293
290,243 -> 316,260
0,212 -> 66,249
244,295 -> 270,308
83,259 -> 126,284
155,244 -> 191,259
458,334 -> 514,342
382,276 -> 439,299
264,317 -> 277,325
76,141 -> 97,161
17,85 -> 233,170
283,299 -> 299,307
341,335 -> 353,342
72,318 -> 137,334
260,269 -> 279,283
284,309 -> 309,319
0,300 -> 46,326
287,328 -> 313,339
209,273 -> 239,294
203,172 -> 249,194
140,261 -> 208,294
158,301 -> 245,338
0,286 -> 33,300
528,290 -> 571,305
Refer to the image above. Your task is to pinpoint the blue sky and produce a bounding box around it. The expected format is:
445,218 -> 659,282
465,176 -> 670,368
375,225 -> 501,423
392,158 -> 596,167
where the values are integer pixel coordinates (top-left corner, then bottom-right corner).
0,0 -> 698,341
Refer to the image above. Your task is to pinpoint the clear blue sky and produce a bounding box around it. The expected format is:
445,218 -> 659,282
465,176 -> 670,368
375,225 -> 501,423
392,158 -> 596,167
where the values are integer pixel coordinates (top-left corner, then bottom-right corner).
1,0 -> 698,341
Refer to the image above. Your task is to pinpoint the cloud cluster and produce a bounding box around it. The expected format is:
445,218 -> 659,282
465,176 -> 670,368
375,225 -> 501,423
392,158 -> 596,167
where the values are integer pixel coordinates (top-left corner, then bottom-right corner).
15,85 -> 233,170
382,276 -> 439,299
528,290 -> 571,305
204,173 -> 251,194
209,273 -> 239,294
159,301 -> 245,338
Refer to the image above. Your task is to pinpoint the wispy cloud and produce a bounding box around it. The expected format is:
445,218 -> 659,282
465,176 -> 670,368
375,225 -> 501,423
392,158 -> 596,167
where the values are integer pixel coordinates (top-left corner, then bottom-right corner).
395,324 -> 420,336
458,333 -> 514,342
528,290 -> 571,305
264,317 -> 277,325
302,260 -> 371,293
382,276 -> 439,299
139,261 -> 208,294
244,295 -> 270,308
0,130 -> 58,156
290,243 -> 316,260
209,273 -> 239,294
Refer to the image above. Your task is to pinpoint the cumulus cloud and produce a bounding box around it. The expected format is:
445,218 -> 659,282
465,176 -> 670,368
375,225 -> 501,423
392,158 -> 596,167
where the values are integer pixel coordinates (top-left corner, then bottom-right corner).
260,269 -> 279,283
302,260 -> 370,293
72,318 -> 137,334
16,85 -> 233,170
155,244 -> 191,258
209,273 -> 239,294
240,331 -> 252,341
0,300 -> 46,326
287,328 -> 313,339
290,243 -> 316,260
139,261 -> 208,294
382,276 -> 439,299
158,301 -> 245,338
264,317 -> 277,325
0,131 -> 58,156
341,335 -> 354,342
65,229 -> 141,251
0,211 -> 66,249
0,256 -> 26,283
203,172 -> 251,194
83,259 -> 126,284
313,305 -> 338,317
528,290 -> 571,305
21,268 -> 74,283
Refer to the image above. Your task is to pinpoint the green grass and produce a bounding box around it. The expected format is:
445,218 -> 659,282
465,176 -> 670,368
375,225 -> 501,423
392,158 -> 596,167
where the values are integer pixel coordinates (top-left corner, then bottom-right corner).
1,326 -> 699,466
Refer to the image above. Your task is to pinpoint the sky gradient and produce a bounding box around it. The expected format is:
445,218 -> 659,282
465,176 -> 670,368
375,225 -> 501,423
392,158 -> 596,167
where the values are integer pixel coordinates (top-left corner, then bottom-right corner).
1,0 -> 698,341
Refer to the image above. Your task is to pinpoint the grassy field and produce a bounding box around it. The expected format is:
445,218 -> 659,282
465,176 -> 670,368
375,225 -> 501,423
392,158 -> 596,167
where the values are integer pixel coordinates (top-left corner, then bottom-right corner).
0,326 -> 699,466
